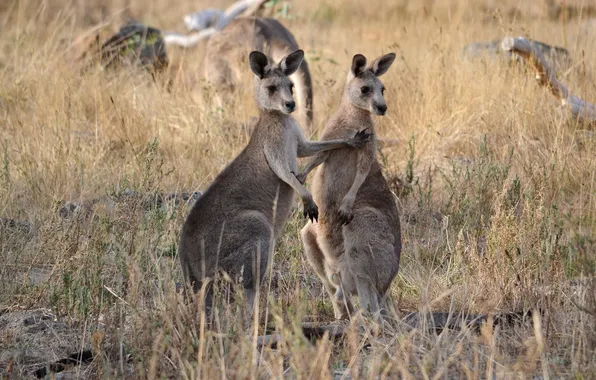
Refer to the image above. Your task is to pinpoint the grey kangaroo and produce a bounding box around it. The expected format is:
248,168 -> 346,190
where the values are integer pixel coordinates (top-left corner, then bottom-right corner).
204,17 -> 314,131
178,49 -> 370,316
297,53 -> 401,320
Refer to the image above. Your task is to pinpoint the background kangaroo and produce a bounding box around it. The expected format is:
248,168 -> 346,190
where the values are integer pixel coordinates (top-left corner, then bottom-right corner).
297,53 -> 401,320
204,17 -> 314,131
178,49 -> 369,316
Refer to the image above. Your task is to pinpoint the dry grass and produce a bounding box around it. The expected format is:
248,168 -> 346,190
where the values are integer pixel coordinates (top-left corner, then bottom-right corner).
1,0 -> 595,378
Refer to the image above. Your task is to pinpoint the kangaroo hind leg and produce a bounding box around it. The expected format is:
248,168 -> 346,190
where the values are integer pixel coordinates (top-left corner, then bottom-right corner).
219,213 -> 273,324
355,275 -> 381,318
301,223 -> 352,320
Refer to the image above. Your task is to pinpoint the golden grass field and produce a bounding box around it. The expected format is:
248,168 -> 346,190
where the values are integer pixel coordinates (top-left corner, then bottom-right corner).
1,0 -> 595,378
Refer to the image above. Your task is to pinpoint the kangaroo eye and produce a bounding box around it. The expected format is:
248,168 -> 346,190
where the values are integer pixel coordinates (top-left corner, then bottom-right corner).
361,86 -> 371,95
381,86 -> 386,94
267,85 -> 276,94
290,83 -> 294,95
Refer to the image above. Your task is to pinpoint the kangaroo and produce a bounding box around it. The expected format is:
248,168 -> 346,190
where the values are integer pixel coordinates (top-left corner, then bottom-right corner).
297,53 -> 401,320
178,49 -> 370,317
204,17 -> 314,131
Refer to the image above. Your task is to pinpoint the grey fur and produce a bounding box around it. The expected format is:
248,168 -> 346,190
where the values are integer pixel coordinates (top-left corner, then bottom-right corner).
178,50 -> 369,315
204,17 -> 314,131
297,53 -> 401,320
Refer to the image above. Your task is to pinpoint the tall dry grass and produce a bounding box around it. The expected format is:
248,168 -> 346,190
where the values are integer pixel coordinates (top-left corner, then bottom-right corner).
1,0 -> 595,378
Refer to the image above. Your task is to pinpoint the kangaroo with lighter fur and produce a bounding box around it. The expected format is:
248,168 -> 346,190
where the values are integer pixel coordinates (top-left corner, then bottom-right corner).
205,17 -> 314,131
297,53 -> 401,320
178,49 -> 370,317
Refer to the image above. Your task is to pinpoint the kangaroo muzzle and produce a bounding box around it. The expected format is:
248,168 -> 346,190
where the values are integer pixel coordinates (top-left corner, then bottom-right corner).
283,99 -> 296,113
373,102 -> 387,116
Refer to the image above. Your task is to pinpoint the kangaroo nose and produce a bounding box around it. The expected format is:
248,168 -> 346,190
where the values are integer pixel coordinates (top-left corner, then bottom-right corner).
285,100 -> 296,111
376,104 -> 387,115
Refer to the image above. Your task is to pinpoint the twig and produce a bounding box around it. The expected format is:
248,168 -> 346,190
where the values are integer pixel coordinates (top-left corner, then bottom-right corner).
103,286 -> 130,306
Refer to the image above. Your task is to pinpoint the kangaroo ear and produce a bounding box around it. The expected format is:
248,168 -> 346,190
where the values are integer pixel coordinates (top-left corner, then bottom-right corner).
351,54 -> 367,76
249,51 -> 269,79
370,53 -> 396,77
279,49 -> 304,76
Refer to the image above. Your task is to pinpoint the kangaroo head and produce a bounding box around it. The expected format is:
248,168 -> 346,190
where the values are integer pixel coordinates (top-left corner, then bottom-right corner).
249,49 -> 304,114
345,53 -> 396,116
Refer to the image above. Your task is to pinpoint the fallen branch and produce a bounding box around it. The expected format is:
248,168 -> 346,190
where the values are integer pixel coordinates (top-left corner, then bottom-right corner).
256,322 -> 347,348
183,9 -> 224,31
219,0 -> 269,29
33,349 -> 94,379
400,311 -> 534,333
163,28 -> 216,47
166,0 -> 268,48
378,138 -> 400,148
59,190 -> 201,219
255,311 -> 536,348
501,36 -> 596,125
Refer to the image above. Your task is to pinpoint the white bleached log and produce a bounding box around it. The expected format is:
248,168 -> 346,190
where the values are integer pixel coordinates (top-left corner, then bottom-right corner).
163,28 -> 216,47
166,0 -> 268,48
184,9 -> 224,32
501,36 -> 596,125
217,0 -> 269,30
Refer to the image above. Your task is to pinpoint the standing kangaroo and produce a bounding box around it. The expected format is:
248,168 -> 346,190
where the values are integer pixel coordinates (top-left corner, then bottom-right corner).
178,49 -> 369,316
204,17 -> 314,131
297,53 -> 401,320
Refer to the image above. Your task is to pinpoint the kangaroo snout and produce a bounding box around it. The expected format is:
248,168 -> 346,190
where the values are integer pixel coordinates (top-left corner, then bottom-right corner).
373,103 -> 387,115
284,100 -> 296,113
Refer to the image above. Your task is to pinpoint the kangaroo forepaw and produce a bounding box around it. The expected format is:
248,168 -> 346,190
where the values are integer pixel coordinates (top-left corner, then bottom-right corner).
338,204 -> 354,225
349,128 -> 372,148
303,199 -> 319,223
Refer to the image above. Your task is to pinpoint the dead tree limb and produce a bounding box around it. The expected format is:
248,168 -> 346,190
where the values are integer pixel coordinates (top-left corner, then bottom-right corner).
256,322 -> 347,349
166,0 -> 268,47
235,0 -> 269,21
163,28 -> 216,47
501,36 -> 596,125
254,311 -> 537,349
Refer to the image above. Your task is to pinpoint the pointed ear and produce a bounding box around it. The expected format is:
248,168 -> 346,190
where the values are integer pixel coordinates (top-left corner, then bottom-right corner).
279,49 -> 304,76
351,54 -> 367,76
249,51 -> 269,79
370,53 -> 396,77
